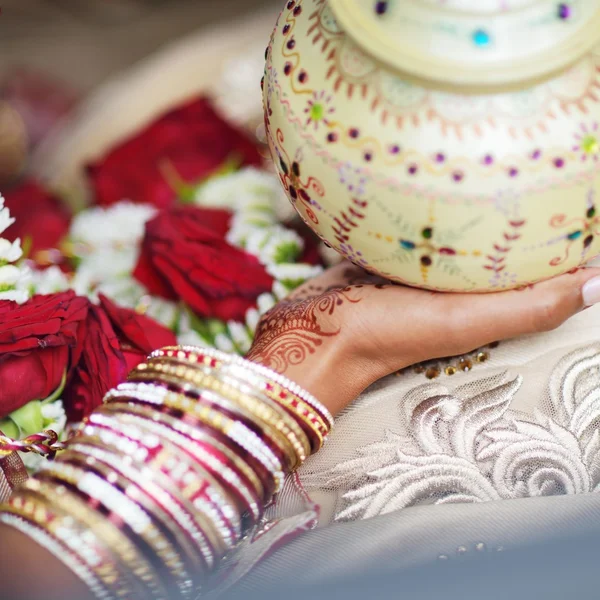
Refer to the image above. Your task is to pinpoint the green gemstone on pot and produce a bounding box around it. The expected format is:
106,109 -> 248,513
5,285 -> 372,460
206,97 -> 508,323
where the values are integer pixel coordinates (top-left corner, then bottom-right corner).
421,227 -> 433,239
587,206 -> 596,219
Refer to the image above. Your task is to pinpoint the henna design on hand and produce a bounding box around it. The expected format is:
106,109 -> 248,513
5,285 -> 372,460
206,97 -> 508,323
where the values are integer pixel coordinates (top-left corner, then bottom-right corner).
246,286 -> 362,373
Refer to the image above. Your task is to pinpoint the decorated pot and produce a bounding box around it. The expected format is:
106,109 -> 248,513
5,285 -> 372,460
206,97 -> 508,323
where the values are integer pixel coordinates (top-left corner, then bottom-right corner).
263,0 -> 600,291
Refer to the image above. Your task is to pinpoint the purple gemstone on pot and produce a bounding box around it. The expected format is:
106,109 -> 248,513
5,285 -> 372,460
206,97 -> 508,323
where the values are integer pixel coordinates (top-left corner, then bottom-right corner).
284,62 -> 292,75
558,3 -> 571,19
375,1 -> 388,15
327,132 -> 338,143
554,157 -> 565,168
293,5 -> 302,16
452,171 -> 464,182
389,144 -> 401,154
349,128 -> 360,138
531,149 -> 542,160
287,0 -> 295,9
509,167 -> 519,177
287,38 -> 296,50
435,152 -> 446,163
483,154 -> 494,165
283,24 -> 291,34
408,164 -> 418,175
364,152 -> 373,162
298,70 -> 308,83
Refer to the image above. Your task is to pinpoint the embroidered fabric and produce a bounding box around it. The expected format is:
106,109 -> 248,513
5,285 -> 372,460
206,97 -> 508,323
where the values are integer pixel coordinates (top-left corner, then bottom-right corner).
216,301 -> 600,595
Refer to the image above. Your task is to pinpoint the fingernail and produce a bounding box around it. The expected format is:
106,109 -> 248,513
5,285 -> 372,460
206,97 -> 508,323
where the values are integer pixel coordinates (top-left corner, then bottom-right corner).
582,276 -> 600,305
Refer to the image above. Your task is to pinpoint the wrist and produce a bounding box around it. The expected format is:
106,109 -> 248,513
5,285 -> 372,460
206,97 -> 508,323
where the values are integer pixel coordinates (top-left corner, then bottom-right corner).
247,336 -> 376,416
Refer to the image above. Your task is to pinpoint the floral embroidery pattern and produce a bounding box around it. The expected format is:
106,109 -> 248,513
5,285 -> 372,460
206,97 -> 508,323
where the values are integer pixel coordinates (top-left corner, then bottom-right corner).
323,346 -> 600,521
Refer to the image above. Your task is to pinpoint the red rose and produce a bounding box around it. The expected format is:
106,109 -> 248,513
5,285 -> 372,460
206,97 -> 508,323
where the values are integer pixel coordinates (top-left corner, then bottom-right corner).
133,206 -> 274,321
0,291 -> 88,418
98,294 -> 177,372
63,303 -> 126,422
86,97 -> 263,209
2,179 -> 71,267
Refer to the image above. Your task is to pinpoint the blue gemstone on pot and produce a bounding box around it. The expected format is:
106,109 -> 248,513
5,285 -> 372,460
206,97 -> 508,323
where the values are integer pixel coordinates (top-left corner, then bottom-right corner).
400,240 -> 416,250
567,230 -> 582,240
473,29 -> 491,47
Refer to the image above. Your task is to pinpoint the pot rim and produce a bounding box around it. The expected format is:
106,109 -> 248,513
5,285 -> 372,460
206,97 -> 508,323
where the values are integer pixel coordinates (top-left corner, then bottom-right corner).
328,0 -> 600,92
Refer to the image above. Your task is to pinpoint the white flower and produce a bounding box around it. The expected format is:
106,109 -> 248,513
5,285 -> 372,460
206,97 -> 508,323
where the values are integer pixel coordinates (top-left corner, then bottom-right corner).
267,263 -> 323,282
0,206 -> 15,236
245,308 -> 260,332
257,292 -> 276,315
0,288 -> 29,303
214,333 -> 236,353
245,225 -> 303,265
177,328 -> 210,348
0,264 -> 23,286
0,195 -> 29,303
0,238 -> 23,263
272,280 -> 291,301
227,321 -> 252,353
197,167 -> 281,209
41,400 -> 67,436
70,201 -> 156,257
28,265 -> 70,294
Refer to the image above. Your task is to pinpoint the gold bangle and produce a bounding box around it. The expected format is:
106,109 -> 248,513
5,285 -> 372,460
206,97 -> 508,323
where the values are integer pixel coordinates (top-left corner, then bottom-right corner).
131,362 -> 306,468
151,353 -> 328,451
86,408 -> 264,520
147,355 -> 322,454
50,442 -> 196,598
68,435 -> 241,550
130,362 -> 309,469
48,446 -> 220,573
105,387 -> 285,492
118,368 -> 296,473
10,482 -> 141,599
34,462 -> 170,599
0,510 -> 113,600
153,346 -> 334,431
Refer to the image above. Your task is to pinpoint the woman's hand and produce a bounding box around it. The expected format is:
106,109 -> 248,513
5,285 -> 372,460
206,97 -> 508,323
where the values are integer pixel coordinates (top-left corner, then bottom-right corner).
247,262 -> 600,415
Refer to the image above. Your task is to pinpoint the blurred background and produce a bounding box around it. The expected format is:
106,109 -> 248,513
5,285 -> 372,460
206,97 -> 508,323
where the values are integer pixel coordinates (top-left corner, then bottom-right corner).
0,0 -> 279,191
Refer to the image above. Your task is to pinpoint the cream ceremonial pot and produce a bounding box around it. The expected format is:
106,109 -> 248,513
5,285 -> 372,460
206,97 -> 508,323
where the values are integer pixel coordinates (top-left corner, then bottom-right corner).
263,0 -> 600,291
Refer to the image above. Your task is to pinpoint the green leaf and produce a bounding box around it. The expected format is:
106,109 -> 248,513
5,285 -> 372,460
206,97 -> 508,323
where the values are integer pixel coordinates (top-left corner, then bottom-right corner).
9,400 -> 44,436
273,242 -> 301,264
207,319 -> 227,337
0,418 -> 20,439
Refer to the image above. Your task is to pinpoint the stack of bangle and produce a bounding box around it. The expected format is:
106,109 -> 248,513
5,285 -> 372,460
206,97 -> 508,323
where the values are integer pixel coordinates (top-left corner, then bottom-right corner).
0,346 -> 332,600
